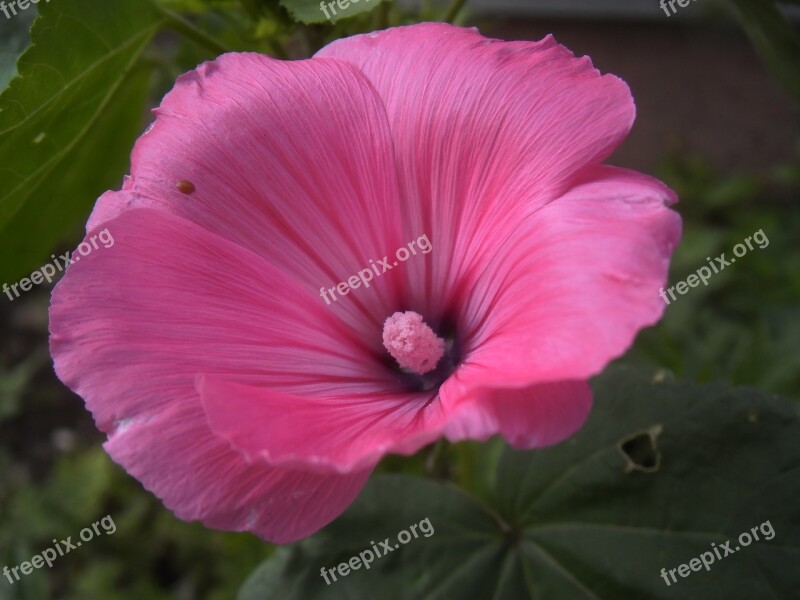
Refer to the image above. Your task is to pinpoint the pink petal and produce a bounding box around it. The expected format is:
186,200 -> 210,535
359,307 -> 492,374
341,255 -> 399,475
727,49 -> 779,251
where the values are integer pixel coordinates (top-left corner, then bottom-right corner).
89,52 -> 407,335
107,401 -> 371,543
316,24 -> 636,319
50,207 -> 383,541
456,166 -> 681,387
441,379 -> 593,448
199,375 -> 450,473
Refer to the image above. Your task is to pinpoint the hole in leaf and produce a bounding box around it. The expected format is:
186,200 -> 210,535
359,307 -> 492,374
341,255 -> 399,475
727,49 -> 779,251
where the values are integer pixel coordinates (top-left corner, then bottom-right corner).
618,425 -> 663,473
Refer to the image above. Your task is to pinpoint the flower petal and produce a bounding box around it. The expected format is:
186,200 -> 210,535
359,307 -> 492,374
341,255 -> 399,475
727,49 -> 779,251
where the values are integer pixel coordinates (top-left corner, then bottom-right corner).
199,374 -> 456,473
89,51 -> 407,333
441,379 -> 593,448
457,166 -> 681,386
50,207 -> 383,541
317,24 -> 636,318
106,401 -> 371,543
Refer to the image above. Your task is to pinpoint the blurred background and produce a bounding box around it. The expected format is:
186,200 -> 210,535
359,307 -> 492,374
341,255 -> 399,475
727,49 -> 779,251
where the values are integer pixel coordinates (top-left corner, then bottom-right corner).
0,0 -> 798,598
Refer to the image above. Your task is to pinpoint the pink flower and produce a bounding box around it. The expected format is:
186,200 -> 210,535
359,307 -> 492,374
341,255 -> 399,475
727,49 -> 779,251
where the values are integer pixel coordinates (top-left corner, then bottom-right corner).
49,23 -> 681,543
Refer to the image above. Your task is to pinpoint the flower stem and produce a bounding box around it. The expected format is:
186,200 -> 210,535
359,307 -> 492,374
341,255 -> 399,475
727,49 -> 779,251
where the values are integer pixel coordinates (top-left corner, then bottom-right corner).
425,439 -> 448,477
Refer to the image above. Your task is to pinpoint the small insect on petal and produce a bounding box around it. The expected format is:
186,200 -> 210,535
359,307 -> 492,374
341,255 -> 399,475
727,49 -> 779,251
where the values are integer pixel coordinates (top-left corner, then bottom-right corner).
176,180 -> 196,195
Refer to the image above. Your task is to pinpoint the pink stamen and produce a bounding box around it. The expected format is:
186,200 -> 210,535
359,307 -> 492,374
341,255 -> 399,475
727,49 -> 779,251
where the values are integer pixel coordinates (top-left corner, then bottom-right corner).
382,311 -> 445,375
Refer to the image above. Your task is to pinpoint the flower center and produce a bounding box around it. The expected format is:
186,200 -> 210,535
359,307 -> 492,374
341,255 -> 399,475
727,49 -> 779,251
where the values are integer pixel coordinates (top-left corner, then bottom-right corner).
382,311 -> 445,375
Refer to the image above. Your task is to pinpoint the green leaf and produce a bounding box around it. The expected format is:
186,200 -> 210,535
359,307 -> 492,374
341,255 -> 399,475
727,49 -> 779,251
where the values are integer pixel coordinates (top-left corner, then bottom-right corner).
279,0 -> 386,24
723,0 -> 800,105
0,60 -> 154,284
240,367 -> 800,599
0,0 -> 165,282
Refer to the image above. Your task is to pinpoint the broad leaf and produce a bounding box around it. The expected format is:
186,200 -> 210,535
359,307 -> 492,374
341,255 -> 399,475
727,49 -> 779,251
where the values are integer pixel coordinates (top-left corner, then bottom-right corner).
0,0 -> 166,282
240,367 -> 800,599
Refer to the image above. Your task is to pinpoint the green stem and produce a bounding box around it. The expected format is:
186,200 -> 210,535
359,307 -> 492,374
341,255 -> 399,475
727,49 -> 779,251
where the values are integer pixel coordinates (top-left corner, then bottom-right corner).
425,439 -> 448,477
157,6 -> 231,56
443,0 -> 467,23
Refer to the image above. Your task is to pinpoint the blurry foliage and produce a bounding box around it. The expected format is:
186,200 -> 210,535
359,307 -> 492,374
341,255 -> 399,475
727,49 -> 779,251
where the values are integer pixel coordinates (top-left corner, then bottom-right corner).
0,445 -> 270,599
627,141 -> 800,399
721,0 -> 800,105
